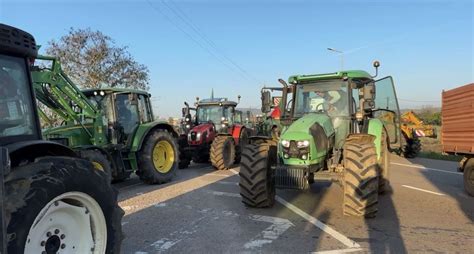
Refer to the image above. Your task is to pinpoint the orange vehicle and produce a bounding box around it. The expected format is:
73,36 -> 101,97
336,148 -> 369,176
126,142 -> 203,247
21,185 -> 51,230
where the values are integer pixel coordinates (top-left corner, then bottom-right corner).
442,83 -> 474,196
401,111 -> 437,138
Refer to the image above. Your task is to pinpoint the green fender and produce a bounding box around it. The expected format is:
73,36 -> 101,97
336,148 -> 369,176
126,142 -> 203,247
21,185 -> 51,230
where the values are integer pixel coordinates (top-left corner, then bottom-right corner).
130,121 -> 178,153
368,118 -> 384,160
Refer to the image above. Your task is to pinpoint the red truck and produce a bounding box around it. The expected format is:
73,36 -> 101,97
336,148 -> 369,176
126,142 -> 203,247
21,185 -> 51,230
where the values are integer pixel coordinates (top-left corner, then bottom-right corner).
441,83 -> 474,196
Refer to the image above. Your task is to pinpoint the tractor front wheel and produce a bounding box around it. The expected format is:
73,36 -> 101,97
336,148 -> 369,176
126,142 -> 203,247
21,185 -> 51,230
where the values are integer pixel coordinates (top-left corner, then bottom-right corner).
138,130 -> 179,184
4,156 -> 123,254
210,135 -> 235,170
80,149 -> 113,183
343,137 -> 379,218
239,140 -> 277,208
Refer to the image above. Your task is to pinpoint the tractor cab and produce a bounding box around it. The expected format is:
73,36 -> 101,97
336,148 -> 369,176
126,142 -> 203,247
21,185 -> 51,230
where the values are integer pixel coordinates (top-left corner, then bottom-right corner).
194,97 -> 238,132
0,53 -> 39,145
82,88 -> 154,145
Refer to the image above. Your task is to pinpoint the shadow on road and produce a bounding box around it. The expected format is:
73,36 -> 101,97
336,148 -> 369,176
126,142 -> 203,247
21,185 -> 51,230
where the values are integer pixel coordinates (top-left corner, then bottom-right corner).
409,158 -> 474,222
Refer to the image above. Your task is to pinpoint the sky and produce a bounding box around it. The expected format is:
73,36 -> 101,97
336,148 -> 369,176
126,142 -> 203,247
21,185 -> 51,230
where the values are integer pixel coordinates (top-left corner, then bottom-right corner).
1,0 -> 473,118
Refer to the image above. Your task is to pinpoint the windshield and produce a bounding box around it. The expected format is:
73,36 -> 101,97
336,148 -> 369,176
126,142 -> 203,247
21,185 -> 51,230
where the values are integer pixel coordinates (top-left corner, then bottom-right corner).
196,105 -> 232,124
0,55 -> 37,138
294,80 -> 349,117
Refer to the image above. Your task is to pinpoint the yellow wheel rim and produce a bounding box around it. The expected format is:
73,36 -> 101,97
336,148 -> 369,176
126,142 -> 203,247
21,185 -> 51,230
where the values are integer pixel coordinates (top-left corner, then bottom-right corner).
92,161 -> 104,171
152,140 -> 175,173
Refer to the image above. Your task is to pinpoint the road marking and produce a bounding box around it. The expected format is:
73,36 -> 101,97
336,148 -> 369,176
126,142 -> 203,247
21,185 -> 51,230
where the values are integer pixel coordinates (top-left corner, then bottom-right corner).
150,238 -> 182,251
401,185 -> 446,196
244,215 -> 294,249
312,247 -> 364,254
230,168 -> 239,175
207,190 -> 360,249
119,171 -> 234,215
391,162 -> 462,175
207,173 -> 232,177
209,190 -> 241,197
275,196 -> 361,248
216,181 -> 239,186
118,182 -> 142,190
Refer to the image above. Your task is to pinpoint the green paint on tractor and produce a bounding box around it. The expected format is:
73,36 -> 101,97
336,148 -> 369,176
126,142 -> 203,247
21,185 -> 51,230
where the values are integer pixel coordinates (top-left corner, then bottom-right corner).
239,62 -> 402,218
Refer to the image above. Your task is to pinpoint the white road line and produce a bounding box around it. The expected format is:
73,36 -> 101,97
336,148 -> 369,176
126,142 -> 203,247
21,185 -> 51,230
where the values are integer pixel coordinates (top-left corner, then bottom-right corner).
244,215 -> 294,249
275,196 -> 361,248
312,247 -> 364,254
230,168 -> 239,175
207,190 -> 360,249
209,190 -> 241,197
391,162 -> 462,175
401,185 -> 446,196
207,173 -> 232,177
119,182 -> 142,190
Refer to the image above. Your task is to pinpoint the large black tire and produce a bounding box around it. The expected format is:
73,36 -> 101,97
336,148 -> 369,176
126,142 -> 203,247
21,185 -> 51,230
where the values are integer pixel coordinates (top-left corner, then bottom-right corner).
463,158 -> 474,196
80,149 -> 113,183
234,130 -> 249,164
4,156 -> 123,253
343,138 -> 379,218
210,135 -> 235,170
239,140 -> 277,208
378,131 -> 391,194
178,136 -> 190,169
137,130 -> 179,184
403,136 -> 421,158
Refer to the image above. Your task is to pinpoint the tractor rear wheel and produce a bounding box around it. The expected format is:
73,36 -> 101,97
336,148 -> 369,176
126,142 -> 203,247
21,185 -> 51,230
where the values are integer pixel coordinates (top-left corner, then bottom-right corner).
235,130 -> 249,164
210,135 -> 235,170
4,156 -> 123,254
378,131 -> 391,194
403,136 -> 421,158
463,158 -> 474,196
343,138 -> 379,218
137,130 -> 178,184
239,140 -> 277,208
80,149 -> 113,183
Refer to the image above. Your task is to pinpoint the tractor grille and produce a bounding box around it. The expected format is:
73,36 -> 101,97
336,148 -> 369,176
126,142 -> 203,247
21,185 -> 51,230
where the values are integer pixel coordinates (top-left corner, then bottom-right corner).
275,166 -> 309,190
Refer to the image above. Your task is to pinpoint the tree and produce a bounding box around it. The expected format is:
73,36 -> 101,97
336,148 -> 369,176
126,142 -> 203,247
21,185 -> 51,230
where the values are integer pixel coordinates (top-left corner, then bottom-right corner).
46,28 -> 150,90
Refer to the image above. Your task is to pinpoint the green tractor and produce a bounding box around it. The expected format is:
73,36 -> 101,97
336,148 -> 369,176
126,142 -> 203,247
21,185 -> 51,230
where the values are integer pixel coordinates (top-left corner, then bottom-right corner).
0,23 -> 122,253
239,62 -> 401,218
31,56 -> 179,184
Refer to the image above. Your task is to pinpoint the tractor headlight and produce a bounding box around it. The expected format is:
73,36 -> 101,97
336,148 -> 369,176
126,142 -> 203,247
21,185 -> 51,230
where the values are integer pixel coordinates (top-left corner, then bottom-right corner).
99,91 -> 105,96
196,132 -> 202,141
296,140 -> 310,148
281,140 -> 290,148
221,124 -> 227,128
221,117 -> 226,121
185,117 -> 190,122
185,124 -> 191,129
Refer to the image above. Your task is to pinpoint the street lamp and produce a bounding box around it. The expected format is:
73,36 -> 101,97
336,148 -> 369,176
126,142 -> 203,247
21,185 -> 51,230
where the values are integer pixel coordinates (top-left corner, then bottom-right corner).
327,47 -> 344,71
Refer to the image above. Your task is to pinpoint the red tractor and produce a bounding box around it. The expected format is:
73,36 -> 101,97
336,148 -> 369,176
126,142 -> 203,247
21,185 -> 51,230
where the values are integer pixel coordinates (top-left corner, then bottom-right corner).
179,95 -> 253,170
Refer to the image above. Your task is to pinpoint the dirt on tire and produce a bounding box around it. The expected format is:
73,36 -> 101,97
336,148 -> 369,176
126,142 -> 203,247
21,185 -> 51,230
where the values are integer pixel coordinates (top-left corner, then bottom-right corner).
343,137 -> 379,218
239,140 -> 277,208
210,135 -> 235,170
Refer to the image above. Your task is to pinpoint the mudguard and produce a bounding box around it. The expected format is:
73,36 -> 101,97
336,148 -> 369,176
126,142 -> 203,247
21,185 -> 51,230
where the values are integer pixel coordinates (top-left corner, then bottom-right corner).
6,140 -> 77,167
231,125 -> 245,145
130,121 -> 178,152
368,118 -> 385,159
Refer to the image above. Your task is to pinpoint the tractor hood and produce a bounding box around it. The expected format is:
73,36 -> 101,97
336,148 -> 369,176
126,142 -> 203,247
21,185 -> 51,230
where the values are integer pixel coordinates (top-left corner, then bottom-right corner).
279,113 -> 335,166
190,123 -> 215,134
281,113 -> 334,140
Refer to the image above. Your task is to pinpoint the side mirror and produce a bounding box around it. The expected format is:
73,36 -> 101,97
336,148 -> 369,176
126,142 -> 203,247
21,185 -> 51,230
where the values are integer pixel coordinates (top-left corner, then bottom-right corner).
362,83 -> 376,109
181,107 -> 187,117
372,60 -> 380,78
261,91 -> 272,113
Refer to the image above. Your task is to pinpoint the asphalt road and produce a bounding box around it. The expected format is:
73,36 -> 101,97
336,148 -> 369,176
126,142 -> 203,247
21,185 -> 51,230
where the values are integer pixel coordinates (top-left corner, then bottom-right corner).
115,155 -> 474,253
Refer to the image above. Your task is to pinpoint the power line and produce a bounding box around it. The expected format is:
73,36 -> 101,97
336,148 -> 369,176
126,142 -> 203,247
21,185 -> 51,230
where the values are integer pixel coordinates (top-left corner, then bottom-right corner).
164,0 -> 261,84
398,98 -> 439,103
145,0 -> 260,84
